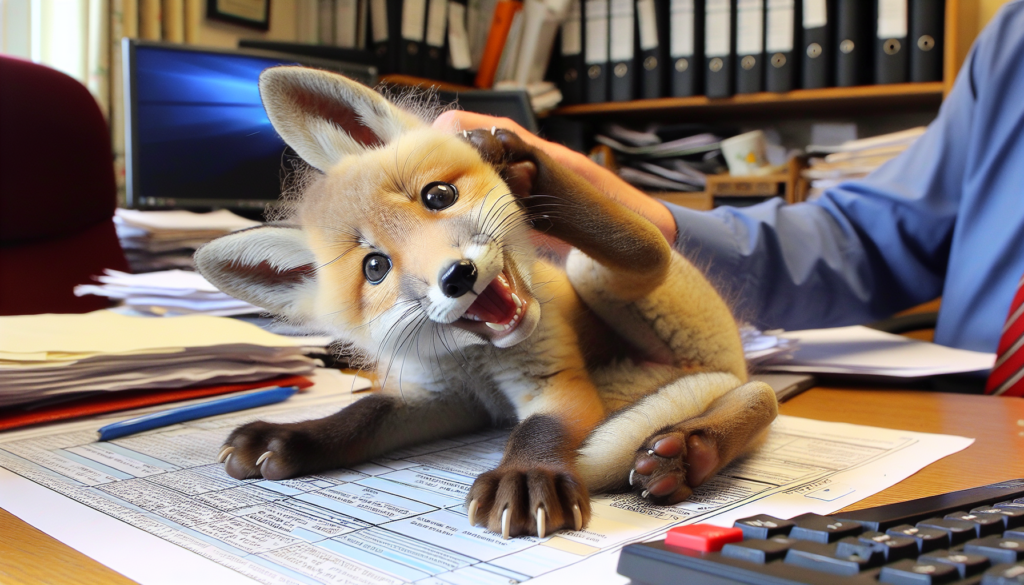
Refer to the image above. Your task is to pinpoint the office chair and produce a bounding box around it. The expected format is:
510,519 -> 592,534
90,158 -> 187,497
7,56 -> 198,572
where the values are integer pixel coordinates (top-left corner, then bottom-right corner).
0,55 -> 129,315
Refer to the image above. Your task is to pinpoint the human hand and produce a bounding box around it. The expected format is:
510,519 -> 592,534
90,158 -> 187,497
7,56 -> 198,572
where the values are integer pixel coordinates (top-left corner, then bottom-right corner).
432,110 -> 678,245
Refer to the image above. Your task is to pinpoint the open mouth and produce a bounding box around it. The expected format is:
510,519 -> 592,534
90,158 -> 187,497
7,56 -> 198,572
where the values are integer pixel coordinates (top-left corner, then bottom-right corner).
455,272 -> 526,337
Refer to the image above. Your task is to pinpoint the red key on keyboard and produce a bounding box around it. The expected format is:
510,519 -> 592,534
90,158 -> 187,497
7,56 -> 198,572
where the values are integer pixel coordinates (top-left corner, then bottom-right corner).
665,524 -> 745,552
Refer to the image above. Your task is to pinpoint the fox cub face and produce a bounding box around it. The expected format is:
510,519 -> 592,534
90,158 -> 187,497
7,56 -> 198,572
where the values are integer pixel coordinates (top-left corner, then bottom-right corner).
195,67 -> 542,356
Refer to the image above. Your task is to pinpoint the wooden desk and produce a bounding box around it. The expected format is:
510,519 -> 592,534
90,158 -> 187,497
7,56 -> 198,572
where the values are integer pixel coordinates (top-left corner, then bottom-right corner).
2,388 -> 1022,584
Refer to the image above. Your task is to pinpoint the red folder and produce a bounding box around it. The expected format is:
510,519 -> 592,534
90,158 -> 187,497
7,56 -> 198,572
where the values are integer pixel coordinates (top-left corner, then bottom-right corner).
0,375 -> 314,432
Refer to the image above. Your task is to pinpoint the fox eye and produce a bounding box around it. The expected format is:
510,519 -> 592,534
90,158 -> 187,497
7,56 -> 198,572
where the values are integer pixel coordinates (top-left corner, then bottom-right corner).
421,181 -> 458,210
362,253 -> 392,284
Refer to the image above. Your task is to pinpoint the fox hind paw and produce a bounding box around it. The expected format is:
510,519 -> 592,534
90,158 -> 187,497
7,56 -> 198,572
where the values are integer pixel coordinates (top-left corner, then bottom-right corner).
631,431 -> 720,505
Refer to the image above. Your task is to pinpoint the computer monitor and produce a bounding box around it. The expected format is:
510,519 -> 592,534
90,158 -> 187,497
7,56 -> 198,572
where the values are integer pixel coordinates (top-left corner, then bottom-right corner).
122,39 -> 376,213
436,89 -> 539,135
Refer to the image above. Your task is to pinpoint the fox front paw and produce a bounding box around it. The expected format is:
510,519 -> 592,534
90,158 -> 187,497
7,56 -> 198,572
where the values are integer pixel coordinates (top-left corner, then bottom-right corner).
630,430 -> 720,505
466,465 -> 591,539
218,420 -> 318,480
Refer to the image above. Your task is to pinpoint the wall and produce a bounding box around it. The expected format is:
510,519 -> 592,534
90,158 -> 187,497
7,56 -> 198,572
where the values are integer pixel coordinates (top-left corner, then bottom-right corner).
197,0 -> 299,48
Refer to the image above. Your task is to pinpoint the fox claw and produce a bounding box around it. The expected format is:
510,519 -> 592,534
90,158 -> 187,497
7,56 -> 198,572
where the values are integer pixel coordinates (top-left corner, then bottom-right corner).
217,446 -> 234,463
501,507 -> 510,540
536,508 -> 546,538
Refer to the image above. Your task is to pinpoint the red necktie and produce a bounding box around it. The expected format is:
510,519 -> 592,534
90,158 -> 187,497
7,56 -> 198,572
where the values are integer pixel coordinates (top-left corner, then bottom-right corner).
986,272 -> 1024,396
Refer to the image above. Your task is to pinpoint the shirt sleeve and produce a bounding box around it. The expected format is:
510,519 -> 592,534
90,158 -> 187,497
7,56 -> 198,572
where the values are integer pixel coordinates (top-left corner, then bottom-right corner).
665,30 -> 985,331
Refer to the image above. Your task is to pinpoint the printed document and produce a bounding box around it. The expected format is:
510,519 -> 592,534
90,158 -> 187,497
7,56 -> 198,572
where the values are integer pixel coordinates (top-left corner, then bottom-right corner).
0,380 -> 972,585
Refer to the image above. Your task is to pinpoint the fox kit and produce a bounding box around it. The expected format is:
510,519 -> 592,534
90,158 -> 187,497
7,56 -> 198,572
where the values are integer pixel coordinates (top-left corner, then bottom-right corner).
195,66 -> 777,540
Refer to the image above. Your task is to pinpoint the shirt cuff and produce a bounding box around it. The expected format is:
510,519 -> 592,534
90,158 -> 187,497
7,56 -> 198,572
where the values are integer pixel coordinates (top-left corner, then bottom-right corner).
662,201 -> 745,277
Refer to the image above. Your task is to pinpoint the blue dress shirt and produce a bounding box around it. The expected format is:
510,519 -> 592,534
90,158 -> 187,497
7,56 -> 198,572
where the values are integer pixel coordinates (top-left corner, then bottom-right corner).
665,0 -> 1024,353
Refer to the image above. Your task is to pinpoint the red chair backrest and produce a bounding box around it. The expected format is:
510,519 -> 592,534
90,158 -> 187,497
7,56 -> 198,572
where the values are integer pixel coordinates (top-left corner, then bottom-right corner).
0,55 -> 129,315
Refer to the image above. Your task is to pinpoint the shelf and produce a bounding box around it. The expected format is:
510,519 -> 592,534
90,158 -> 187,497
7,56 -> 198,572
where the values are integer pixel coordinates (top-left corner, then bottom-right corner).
379,74 -> 474,93
551,82 -> 945,121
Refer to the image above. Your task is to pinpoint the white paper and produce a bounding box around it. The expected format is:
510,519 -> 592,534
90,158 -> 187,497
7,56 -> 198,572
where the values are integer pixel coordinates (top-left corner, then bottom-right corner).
371,0 -> 389,42
0,378 -> 972,585
608,0 -> 634,62
736,0 -> 764,56
116,209 -> 260,233
802,0 -> 826,28
766,0 -> 795,53
584,0 -> 609,64
635,0 -> 658,51
877,0 -> 908,39
670,0 -> 695,57
763,325 -> 995,377
705,0 -> 732,57
334,0 -> 359,48
402,0 -> 427,41
560,0 -> 582,55
447,2 -> 472,68
425,0 -> 448,47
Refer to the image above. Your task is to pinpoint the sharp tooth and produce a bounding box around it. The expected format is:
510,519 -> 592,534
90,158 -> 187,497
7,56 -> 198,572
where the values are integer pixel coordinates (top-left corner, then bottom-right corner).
511,293 -> 522,308
486,322 -> 504,331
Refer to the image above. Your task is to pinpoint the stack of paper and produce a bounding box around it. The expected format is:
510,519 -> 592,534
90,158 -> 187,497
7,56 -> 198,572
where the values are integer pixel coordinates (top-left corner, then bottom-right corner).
115,209 -> 260,272
741,325 -> 798,365
0,312 -> 327,408
803,127 -> 927,199
761,325 -> 995,377
74,269 -> 260,317
595,125 -> 726,193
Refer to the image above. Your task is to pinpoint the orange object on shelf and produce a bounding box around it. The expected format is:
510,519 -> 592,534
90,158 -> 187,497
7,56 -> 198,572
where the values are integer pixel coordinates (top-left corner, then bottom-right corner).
474,1 -> 523,89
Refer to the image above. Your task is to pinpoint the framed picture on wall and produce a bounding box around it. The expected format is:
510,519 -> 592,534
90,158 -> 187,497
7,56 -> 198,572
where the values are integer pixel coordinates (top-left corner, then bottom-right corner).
207,0 -> 271,31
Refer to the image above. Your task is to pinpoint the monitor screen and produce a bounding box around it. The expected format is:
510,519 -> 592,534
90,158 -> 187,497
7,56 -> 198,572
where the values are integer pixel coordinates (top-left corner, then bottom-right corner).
123,40 -> 376,213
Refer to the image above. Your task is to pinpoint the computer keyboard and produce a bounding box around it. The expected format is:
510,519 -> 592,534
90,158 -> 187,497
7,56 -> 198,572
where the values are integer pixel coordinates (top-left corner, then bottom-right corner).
617,479 -> 1024,585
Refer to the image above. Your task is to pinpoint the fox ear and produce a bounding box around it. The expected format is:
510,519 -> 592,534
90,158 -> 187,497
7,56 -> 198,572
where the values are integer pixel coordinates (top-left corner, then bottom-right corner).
259,66 -> 423,172
194,226 -> 319,321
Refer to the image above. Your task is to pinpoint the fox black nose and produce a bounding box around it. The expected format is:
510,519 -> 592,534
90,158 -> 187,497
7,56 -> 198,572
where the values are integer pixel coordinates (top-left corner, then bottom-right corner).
439,260 -> 478,298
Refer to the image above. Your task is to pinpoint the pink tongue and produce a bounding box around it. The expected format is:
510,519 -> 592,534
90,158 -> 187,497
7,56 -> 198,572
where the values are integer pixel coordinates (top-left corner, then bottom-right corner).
464,278 -> 516,325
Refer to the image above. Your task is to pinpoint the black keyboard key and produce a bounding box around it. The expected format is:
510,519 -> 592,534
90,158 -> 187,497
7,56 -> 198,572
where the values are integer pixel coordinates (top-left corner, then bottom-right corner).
982,562 -> 1024,585
972,506 -> 1024,530
733,514 -> 795,539
721,535 -> 796,564
966,536 -> 1024,564
835,536 -> 889,566
920,550 -> 992,578
832,480 -> 1024,533
1011,530 -> 1024,541
948,511 -> 1010,537
998,502 -> 1024,510
852,531 -> 920,562
784,541 -> 872,576
789,513 -> 864,543
918,517 -> 980,546
880,558 -> 962,584
888,524 -> 952,553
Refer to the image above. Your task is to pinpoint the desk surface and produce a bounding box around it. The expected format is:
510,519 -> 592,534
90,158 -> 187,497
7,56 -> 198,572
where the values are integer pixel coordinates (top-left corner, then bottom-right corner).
2,388 -> 1023,585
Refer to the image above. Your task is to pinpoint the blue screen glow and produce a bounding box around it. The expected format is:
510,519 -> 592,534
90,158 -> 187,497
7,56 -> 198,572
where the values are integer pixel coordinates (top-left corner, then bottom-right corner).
133,46 -> 301,205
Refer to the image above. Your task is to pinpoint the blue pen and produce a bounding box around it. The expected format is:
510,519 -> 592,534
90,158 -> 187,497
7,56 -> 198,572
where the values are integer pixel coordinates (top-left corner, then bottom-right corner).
97,386 -> 299,441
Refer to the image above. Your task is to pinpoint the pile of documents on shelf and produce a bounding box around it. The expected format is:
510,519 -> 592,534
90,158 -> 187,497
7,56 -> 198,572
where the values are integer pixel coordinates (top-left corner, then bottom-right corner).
595,124 -> 730,192
803,127 -> 927,199
115,209 -> 260,272
0,311 -> 328,408
74,269 -> 260,317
